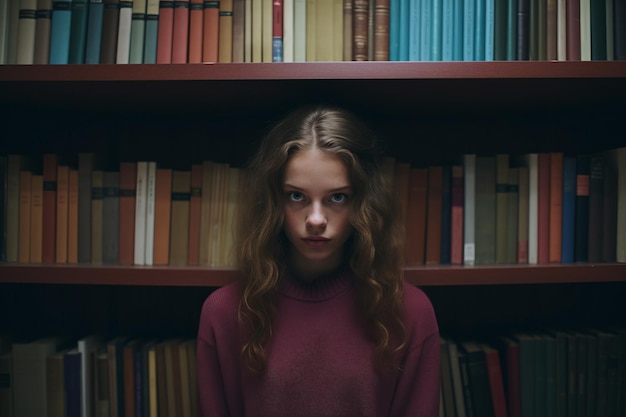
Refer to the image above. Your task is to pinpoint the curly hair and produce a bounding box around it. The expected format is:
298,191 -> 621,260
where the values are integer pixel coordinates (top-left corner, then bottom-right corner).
236,106 -> 406,373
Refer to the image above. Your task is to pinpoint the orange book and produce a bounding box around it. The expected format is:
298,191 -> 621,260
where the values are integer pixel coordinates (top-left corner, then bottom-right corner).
156,0 -> 174,63
18,171 -> 32,263
67,169 -> 79,263
218,0 -> 233,62
187,164 -> 202,265
425,166 -> 443,265
202,0 -> 219,62
171,0 -> 190,63
549,152 -> 563,263
42,153 -> 57,263
188,0 -> 203,62
153,168 -> 172,265
406,168 -> 428,265
30,174 -> 44,263
451,165 -> 464,265
169,170 -> 190,266
118,162 -> 136,266
55,165 -> 69,263
537,153 -> 551,264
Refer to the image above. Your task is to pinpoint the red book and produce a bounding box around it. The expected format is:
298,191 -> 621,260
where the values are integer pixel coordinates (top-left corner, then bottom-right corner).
425,166 -> 443,265
188,0 -> 203,62
480,343 -> 509,417
405,168 -> 428,265
171,0 -> 190,63
451,165 -> 464,265
537,153 -> 551,264
566,0 -> 581,60
495,336 -> 520,417
156,0 -> 174,63
549,152 -> 563,263
118,162 -> 136,266
187,164 -> 202,265
42,153 -> 57,263
202,0 -> 219,62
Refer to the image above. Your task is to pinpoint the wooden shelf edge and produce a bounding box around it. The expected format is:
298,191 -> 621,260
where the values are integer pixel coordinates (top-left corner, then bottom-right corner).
1,61 -> 626,82
1,263 -> 625,287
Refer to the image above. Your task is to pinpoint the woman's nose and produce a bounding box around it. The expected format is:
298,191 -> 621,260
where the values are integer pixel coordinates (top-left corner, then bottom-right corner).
306,202 -> 327,231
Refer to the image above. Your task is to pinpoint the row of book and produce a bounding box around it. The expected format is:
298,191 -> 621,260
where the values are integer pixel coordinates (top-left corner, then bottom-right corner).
2,0 -> 625,65
440,326 -> 626,417
0,334 -> 198,417
387,147 -> 626,266
1,147 -> 626,267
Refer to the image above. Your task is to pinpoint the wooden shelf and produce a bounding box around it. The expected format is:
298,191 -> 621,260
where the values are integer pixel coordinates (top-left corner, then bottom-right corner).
2,61 -> 626,115
1,263 -> 624,287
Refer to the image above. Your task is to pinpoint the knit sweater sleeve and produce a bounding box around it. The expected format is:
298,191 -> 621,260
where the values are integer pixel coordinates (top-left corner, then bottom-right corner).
389,285 -> 441,417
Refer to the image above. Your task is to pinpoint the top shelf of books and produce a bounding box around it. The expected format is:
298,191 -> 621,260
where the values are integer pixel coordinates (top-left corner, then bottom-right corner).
1,61 -> 626,114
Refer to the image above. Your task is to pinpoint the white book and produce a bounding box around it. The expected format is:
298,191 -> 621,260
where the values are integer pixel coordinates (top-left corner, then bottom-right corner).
526,153 -> 539,264
463,154 -> 476,266
557,0 -> 567,60
77,334 -> 103,417
134,161 -> 148,265
144,161 -> 157,265
579,0 -> 591,60
283,0 -> 293,61
15,0 -> 37,64
293,0 -> 306,61
116,0 -> 133,63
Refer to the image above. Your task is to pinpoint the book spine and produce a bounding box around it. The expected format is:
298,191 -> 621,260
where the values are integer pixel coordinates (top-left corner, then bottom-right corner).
144,162 -> 156,266
272,0 -> 283,62
156,0 -> 173,63
374,0 -> 390,60
353,0 -> 368,60
85,0 -> 104,63
116,0 -> 133,63
33,0 -> 53,63
463,154 -> 476,266
171,0 -> 190,63
119,162 -> 136,266
42,154 -> 57,264
67,169 -> 78,263
134,162 -> 147,266
68,0 -> 89,63
100,0 -> 120,63
102,171 -> 120,265
128,0 -> 146,63
142,0 -> 159,63
187,0 -> 203,62
55,165 -> 69,264
16,0 -> 38,64
201,0 -> 219,62
218,0 -> 233,62
48,0 -> 72,63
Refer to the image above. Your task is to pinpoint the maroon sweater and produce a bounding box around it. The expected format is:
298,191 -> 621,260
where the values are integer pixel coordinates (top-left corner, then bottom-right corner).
197,268 -> 440,417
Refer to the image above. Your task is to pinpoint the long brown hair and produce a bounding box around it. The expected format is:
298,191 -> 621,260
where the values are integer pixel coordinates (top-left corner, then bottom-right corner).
236,106 -> 406,373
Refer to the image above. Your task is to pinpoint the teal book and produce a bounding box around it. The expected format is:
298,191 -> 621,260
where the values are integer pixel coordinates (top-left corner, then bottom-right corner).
442,0 -> 454,60
408,0 -> 420,60
463,0 -> 475,60
142,12 -> 158,63
68,0 -> 88,63
398,0 -> 410,60
85,0 -> 104,63
506,0 -> 516,59
494,0 -> 507,59
49,0 -> 72,63
474,0 -> 485,60
484,0 -> 494,60
452,0 -> 463,60
419,0 -> 432,61
431,0 -> 442,60
389,0 -> 399,60
590,0 -> 606,60
129,13 -> 146,63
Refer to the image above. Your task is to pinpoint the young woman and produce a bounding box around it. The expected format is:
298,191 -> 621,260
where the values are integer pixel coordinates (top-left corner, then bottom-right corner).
197,106 -> 440,417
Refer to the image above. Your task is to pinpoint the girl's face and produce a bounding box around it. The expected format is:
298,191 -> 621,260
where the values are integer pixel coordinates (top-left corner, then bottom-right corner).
282,148 -> 353,281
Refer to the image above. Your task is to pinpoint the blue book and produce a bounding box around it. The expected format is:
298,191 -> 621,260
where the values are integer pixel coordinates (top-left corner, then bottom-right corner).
561,156 -> 576,263
506,0 -> 516,59
143,11 -> 158,63
431,0 -> 442,60
408,0 -> 421,61
389,0 -> 400,60
85,0 -> 104,63
129,16 -> 146,63
463,0 -> 475,60
68,0 -> 89,63
419,0 -> 432,61
442,0 -> 454,60
484,0 -> 494,60
452,0 -> 464,60
272,38 -> 283,62
49,0 -> 73,63
474,0 -> 485,60
398,0 -> 410,60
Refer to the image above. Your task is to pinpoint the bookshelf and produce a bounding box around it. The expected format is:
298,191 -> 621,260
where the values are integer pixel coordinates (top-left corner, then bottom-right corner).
1,62 -> 626,416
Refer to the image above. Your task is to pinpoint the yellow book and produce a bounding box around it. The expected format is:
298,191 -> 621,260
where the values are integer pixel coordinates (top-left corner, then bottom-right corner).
306,0 -> 316,61
316,0 -> 333,61
262,0 -> 272,62
218,0 -> 233,62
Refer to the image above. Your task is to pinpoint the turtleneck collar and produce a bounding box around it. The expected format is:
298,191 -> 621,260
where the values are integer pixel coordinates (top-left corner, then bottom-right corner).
279,264 -> 355,302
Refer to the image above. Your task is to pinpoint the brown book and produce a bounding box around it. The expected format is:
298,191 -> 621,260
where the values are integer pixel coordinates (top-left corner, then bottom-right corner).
118,162 -> 136,266
343,0 -> 353,60
102,171 -> 120,265
47,350 -> 66,417
549,152 -> 563,263
352,0 -> 368,60
202,0 -> 219,62
209,163 -> 229,266
475,156 -> 496,265
187,164 -> 202,265
222,167 -> 241,266
107,337 -> 127,417
30,174 -> 44,263
91,170 -> 104,265
517,165 -> 530,263
566,0 -> 580,59
78,153 -> 96,264
218,0 -> 233,62
153,168 -> 172,265
451,165 -> 464,265
231,0 -> 244,62
187,0 -> 203,62
122,339 -> 141,417
406,168 -> 428,265
100,0 -> 120,63
42,153 -> 57,263
18,170 -> 32,263
199,161 -> 214,266
546,0 -> 558,60
67,169 -> 79,264
156,341 -> 169,417
55,165 -> 69,263
373,0 -> 389,60
33,0 -> 52,64
170,170 -> 190,266
425,166 -> 443,265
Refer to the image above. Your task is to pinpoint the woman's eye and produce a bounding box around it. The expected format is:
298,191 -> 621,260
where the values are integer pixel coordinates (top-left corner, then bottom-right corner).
330,193 -> 347,203
288,192 -> 304,202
